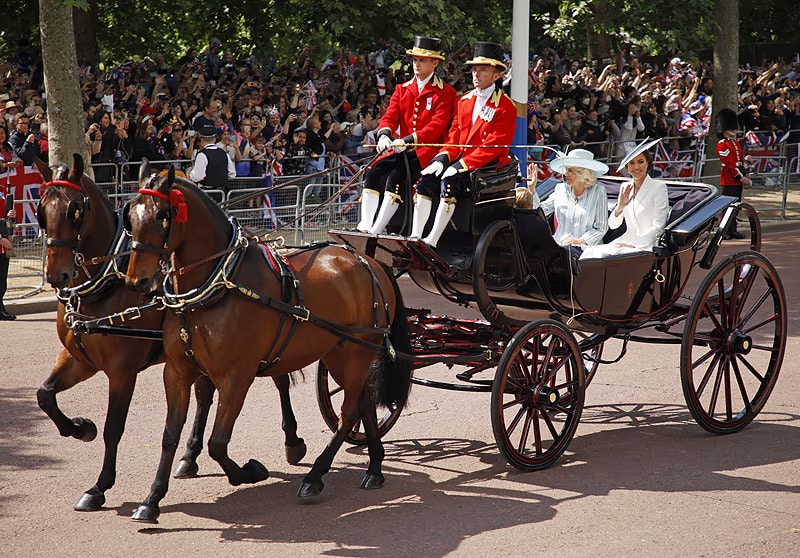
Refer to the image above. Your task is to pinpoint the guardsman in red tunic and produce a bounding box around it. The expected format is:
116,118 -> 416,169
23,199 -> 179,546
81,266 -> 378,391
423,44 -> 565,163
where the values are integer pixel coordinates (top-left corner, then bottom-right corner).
716,108 -> 750,239
413,42 -> 516,247
357,36 -> 457,234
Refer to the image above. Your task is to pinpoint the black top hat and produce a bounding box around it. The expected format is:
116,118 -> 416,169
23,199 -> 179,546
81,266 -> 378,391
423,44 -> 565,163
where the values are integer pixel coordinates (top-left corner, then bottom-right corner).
466,42 -> 507,71
715,108 -> 739,138
406,36 -> 445,61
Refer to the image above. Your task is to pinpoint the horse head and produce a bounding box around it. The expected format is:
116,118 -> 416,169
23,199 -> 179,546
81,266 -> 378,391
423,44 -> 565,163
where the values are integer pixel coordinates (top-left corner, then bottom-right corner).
124,159 -> 182,294
37,153 -> 93,288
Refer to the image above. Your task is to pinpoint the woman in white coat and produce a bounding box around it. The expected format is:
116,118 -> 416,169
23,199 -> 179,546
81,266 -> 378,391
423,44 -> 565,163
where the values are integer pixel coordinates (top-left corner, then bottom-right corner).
581,138 -> 669,259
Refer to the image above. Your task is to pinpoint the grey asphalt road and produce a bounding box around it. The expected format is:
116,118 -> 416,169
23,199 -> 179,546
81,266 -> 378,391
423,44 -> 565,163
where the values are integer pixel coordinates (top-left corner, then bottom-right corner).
1,233 -> 798,557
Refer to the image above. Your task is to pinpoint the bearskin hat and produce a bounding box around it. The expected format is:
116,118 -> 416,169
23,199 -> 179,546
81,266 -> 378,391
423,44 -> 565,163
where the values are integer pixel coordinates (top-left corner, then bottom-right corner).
715,108 -> 739,139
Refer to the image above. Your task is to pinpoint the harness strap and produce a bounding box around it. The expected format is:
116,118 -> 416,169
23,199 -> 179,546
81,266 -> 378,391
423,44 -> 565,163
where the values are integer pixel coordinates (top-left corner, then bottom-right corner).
256,246 -> 304,374
175,311 -> 205,373
71,329 -> 100,370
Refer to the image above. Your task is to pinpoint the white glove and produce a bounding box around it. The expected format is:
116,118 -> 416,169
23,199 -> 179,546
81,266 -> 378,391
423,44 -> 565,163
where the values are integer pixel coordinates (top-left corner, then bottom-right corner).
442,165 -> 459,179
421,161 -> 444,176
376,134 -> 392,154
391,138 -> 407,153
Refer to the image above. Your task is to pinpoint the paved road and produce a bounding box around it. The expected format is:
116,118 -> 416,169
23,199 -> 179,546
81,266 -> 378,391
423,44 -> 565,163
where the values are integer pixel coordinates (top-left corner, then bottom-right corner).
1,234 -> 798,557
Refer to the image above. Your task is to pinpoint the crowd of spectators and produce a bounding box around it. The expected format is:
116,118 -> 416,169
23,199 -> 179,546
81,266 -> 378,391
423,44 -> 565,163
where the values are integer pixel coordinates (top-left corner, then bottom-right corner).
3,37 -> 800,186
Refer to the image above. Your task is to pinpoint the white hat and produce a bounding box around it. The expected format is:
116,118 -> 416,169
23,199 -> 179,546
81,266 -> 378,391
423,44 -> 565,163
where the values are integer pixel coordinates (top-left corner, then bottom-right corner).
548,148 -> 609,176
671,57 -> 683,66
617,137 -> 662,171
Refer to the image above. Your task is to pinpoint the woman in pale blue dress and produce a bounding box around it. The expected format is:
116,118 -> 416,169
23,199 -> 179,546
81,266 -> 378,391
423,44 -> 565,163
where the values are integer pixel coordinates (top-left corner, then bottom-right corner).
537,149 -> 610,251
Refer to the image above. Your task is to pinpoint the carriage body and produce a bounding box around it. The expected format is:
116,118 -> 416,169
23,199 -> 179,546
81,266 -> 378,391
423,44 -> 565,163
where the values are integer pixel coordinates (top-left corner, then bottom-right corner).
332,168 -> 735,336
328,162 -> 785,472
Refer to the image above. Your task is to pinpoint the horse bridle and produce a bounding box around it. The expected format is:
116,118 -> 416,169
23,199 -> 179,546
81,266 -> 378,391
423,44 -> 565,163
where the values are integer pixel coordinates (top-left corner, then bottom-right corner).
123,181 -> 179,277
38,179 -> 91,268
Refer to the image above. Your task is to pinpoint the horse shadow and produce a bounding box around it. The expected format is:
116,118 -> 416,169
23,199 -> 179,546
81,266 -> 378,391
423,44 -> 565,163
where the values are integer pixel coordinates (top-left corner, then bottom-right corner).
118,403 -> 800,557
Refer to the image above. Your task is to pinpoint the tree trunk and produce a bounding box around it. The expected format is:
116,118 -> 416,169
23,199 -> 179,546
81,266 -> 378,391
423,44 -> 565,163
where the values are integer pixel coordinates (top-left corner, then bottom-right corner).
73,1 -> 98,67
706,0 -> 739,182
587,2 -> 611,61
39,0 -> 88,168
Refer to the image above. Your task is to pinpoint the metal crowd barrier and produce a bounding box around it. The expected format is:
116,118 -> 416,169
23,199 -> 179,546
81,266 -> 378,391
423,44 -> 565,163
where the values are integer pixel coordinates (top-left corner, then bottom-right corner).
9,134 -> 800,300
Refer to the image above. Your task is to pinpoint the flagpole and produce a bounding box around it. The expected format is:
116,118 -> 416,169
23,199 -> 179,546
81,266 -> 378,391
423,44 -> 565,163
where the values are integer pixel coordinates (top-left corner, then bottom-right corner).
510,0 -> 531,177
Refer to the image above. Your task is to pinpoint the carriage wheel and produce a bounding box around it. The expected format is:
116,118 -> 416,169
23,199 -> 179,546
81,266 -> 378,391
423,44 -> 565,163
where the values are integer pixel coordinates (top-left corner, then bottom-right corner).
681,250 -> 786,434
472,220 -> 527,327
316,361 -> 403,445
491,319 -> 585,471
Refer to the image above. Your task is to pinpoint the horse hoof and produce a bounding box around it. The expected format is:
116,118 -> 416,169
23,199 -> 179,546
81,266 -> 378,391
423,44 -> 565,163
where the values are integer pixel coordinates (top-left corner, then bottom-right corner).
74,491 -> 105,511
173,459 -> 199,479
360,472 -> 385,490
72,417 -> 97,442
297,481 -> 324,503
241,459 -> 269,484
131,504 -> 160,524
285,439 -> 307,465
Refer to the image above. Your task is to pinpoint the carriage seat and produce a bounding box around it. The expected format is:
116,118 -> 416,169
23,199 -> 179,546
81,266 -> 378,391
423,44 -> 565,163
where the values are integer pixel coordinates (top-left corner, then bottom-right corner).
535,178 -> 717,256
449,162 -> 520,239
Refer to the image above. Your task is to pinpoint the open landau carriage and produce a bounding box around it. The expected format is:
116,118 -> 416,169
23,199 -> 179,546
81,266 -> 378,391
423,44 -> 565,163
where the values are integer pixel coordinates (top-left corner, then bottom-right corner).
329,162 -> 787,471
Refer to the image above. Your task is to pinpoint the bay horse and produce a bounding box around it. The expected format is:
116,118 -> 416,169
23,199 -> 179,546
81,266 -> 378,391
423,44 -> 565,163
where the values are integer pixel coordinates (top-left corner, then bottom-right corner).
35,154 -> 306,513
124,160 -> 412,522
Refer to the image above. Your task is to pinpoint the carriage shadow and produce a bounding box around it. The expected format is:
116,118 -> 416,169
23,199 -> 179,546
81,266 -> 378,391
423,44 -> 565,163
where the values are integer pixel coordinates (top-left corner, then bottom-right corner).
0,387 -> 61,471
124,404 -> 800,556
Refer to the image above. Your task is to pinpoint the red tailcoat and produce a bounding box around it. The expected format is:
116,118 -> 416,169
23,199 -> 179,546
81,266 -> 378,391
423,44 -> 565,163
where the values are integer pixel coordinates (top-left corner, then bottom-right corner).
439,87 -> 517,173
376,75 -> 456,167
717,137 -> 746,186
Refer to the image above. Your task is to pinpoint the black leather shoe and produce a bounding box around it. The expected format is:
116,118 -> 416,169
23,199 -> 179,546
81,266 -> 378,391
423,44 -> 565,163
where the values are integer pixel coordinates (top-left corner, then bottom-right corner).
729,230 -> 746,240
0,311 -> 16,321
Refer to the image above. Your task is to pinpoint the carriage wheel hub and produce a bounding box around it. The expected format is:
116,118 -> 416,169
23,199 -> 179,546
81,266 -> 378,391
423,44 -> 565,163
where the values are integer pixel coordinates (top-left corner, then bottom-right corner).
729,332 -> 752,355
534,386 -> 559,407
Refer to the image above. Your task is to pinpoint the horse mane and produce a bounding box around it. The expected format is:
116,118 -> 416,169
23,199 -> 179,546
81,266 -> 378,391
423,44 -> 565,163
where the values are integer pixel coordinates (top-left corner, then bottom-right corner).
174,176 -> 228,224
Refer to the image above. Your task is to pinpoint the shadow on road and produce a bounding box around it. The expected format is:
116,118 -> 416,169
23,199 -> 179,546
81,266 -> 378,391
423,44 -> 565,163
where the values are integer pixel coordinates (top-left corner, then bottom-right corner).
119,403 -> 800,557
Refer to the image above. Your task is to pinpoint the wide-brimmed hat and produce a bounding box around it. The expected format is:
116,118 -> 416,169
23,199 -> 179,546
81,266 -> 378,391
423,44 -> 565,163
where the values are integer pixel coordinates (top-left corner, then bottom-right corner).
549,148 -> 609,176
617,137 -> 662,171
688,99 -> 706,115
406,36 -> 445,61
5,100 -> 21,110
466,42 -> 507,71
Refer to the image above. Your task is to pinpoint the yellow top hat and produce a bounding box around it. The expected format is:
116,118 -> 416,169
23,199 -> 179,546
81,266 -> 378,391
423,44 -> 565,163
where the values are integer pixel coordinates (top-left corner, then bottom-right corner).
406,36 -> 445,61
466,42 -> 507,71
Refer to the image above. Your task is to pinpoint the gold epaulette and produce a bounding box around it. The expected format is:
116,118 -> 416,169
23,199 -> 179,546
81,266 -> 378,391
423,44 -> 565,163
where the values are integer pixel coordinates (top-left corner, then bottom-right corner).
432,75 -> 444,89
402,78 -> 415,88
490,89 -> 503,106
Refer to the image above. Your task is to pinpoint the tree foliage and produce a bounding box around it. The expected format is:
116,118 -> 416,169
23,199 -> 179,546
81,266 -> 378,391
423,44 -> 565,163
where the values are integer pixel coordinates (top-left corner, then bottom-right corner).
2,0 -> 800,64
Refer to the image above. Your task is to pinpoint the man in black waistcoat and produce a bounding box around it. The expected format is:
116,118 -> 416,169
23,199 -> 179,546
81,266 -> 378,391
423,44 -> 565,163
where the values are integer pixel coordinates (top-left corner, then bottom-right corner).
189,124 -> 235,190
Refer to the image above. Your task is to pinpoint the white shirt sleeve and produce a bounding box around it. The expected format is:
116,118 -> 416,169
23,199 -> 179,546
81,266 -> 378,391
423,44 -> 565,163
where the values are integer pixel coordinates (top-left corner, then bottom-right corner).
189,151 -> 208,182
227,152 -> 236,178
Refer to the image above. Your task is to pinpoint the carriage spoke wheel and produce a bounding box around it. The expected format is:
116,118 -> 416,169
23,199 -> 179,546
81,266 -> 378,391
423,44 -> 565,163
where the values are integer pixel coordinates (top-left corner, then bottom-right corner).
681,251 -> 786,434
491,319 -> 585,471
316,361 -> 402,445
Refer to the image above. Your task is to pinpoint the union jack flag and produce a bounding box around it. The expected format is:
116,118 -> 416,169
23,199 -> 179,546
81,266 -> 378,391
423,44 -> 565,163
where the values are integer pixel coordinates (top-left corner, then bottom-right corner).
335,154 -> 363,215
528,61 -> 539,87
315,78 -> 331,90
652,143 -> 694,179
5,165 -> 44,237
746,130 -> 788,174
303,80 -> 317,110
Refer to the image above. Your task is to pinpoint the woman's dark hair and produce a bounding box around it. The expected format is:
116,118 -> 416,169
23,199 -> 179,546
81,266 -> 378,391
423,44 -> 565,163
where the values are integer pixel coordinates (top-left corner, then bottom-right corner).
93,110 -> 110,127
0,122 -> 11,151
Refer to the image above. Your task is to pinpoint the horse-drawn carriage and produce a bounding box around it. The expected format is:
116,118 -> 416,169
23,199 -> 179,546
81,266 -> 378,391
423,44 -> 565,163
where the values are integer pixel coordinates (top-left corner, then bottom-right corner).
328,161 -> 786,471
36,154 -> 785,522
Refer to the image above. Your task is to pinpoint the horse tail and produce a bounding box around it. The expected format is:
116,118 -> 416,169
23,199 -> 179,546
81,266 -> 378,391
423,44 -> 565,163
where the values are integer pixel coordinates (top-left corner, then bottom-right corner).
370,266 -> 413,411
